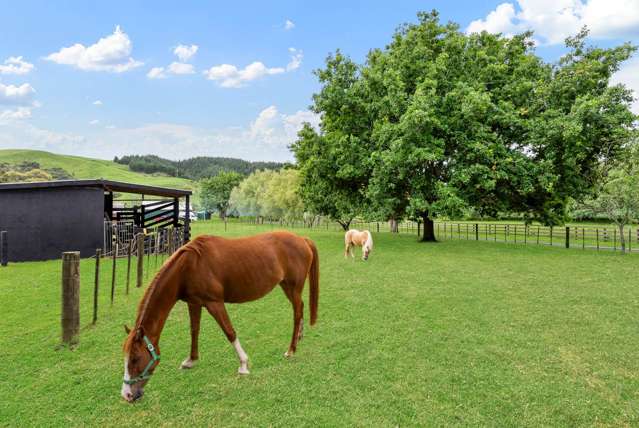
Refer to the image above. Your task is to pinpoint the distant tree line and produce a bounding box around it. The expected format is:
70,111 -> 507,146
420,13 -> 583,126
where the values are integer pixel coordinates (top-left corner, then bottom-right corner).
0,161 -> 73,183
114,154 -> 286,180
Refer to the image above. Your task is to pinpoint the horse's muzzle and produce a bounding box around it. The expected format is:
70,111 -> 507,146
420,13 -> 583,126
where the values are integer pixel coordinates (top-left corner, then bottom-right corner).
122,387 -> 144,402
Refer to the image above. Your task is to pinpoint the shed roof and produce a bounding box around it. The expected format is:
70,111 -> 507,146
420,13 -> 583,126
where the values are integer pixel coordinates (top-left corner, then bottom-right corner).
0,179 -> 192,198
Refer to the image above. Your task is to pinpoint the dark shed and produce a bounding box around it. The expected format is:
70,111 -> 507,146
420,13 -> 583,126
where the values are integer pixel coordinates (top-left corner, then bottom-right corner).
0,179 -> 192,262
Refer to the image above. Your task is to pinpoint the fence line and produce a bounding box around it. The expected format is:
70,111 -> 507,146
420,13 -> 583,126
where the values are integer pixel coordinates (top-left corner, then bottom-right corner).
220,217 -> 637,253
89,226 -> 182,324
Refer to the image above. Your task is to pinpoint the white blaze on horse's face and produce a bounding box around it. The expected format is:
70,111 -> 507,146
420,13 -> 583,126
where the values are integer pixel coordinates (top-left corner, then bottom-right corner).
121,354 -> 145,402
121,356 -> 133,401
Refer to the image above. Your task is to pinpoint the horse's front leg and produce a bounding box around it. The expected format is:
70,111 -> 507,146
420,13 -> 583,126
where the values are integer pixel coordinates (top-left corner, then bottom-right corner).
205,301 -> 250,375
181,303 -> 201,369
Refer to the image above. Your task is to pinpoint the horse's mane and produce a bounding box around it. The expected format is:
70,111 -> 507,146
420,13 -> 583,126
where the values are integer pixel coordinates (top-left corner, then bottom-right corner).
133,245 -> 192,330
364,230 -> 373,250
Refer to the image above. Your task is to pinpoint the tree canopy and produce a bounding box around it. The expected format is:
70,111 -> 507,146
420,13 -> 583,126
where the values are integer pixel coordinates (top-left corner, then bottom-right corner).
292,11 -> 637,240
229,169 -> 305,221
199,171 -> 243,219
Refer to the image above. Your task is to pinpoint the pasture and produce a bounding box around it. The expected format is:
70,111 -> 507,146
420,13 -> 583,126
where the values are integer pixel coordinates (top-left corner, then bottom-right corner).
1,221 -> 638,426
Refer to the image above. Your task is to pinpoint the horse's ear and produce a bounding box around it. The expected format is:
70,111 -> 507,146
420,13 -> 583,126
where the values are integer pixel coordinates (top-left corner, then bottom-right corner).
123,324 -> 131,334
135,326 -> 145,341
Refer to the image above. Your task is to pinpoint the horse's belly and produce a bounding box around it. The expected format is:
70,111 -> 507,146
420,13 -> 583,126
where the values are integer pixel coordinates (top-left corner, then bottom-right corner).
223,279 -> 279,303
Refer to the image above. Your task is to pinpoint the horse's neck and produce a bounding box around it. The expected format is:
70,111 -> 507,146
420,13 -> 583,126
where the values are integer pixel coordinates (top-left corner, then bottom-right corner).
137,258 -> 183,342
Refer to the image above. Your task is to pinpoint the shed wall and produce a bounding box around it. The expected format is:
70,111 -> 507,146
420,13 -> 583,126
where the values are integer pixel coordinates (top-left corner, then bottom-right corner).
0,187 -> 104,261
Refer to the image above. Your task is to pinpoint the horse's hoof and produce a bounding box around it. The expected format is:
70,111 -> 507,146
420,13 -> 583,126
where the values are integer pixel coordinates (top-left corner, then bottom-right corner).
284,351 -> 294,358
238,366 -> 250,375
180,358 -> 197,369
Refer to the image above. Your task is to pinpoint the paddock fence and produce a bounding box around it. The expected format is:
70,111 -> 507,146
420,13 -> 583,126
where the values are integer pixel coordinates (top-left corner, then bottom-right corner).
435,222 -> 638,252
222,217 -> 638,253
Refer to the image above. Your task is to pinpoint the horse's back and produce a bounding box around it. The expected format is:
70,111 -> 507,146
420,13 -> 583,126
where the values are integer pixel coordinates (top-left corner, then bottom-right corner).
184,232 -> 313,303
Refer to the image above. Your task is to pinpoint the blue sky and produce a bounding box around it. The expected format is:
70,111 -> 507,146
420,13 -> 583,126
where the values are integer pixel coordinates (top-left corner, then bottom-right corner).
1,0 -> 638,161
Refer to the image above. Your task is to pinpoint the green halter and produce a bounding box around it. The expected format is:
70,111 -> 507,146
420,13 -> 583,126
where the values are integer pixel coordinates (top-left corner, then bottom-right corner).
123,335 -> 160,385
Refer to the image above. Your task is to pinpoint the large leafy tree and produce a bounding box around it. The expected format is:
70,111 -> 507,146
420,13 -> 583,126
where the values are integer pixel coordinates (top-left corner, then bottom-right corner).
199,171 -> 243,219
294,11 -> 636,241
291,53 -> 372,230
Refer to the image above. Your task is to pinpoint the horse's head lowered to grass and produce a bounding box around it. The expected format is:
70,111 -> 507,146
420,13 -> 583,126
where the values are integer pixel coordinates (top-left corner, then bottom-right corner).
121,325 -> 160,402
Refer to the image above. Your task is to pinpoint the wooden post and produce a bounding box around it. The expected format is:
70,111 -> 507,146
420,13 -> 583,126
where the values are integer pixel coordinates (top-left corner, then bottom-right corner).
0,230 -> 7,266
475,223 -> 479,241
110,244 -> 117,304
61,251 -> 80,346
136,233 -> 144,288
155,230 -> 159,268
146,235 -> 151,280
126,243 -> 132,295
597,228 -> 600,250
184,195 -> 191,244
565,227 -> 570,249
93,249 -> 101,324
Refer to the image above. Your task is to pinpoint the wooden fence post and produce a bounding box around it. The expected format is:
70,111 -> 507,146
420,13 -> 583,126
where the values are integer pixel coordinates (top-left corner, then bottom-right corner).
136,233 -> 144,288
93,249 -> 101,324
1,230 -> 7,266
110,244 -> 117,304
475,223 -> 479,241
146,235 -> 151,280
565,227 -> 570,249
126,243 -> 132,295
61,251 -> 80,346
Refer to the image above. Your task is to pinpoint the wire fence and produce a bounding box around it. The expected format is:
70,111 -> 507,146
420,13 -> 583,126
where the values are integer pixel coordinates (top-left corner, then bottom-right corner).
434,222 -> 638,252
223,217 -> 638,253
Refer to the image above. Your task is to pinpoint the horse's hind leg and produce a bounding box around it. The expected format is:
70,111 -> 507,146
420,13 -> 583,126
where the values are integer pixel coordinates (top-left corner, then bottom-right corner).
281,283 -> 304,357
181,303 -> 201,369
205,301 -> 250,375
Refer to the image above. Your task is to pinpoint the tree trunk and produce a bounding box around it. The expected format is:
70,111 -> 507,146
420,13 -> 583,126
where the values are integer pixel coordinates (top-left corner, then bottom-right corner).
219,209 -> 226,220
389,218 -> 399,233
421,213 -> 436,242
618,223 -> 626,253
337,219 -> 352,231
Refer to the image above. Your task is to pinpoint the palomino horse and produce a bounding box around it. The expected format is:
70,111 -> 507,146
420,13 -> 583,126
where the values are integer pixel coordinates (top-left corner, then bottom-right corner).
344,229 -> 373,260
121,231 -> 319,402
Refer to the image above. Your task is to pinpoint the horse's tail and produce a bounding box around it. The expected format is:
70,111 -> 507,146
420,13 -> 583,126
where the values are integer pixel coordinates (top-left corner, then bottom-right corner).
305,238 -> 320,326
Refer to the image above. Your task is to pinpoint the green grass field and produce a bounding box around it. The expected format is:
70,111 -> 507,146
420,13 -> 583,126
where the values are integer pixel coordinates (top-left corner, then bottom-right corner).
1,221 -> 638,426
0,149 -> 196,199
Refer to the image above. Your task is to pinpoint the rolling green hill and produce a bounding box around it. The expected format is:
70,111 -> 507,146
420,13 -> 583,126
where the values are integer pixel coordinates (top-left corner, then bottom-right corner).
0,149 -> 198,202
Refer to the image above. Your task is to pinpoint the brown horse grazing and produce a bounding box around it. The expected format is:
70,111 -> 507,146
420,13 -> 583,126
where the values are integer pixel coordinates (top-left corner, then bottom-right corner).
121,231 -> 319,402
344,229 -> 373,260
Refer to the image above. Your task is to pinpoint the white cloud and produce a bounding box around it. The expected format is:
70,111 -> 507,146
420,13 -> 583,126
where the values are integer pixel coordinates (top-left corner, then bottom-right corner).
250,106 -> 320,147
45,26 -> 143,72
611,56 -> 639,114
93,100 -> 103,106
286,48 -> 303,71
0,56 -> 34,75
467,0 -> 639,45
0,107 -> 32,120
89,119 -> 100,125
0,83 -> 36,106
0,106 -> 319,161
284,19 -> 295,30
0,121 -> 86,154
173,44 -> 198,62
147,67 -> 167,79
203,49 -> 302,88
167,62 -> 195,75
